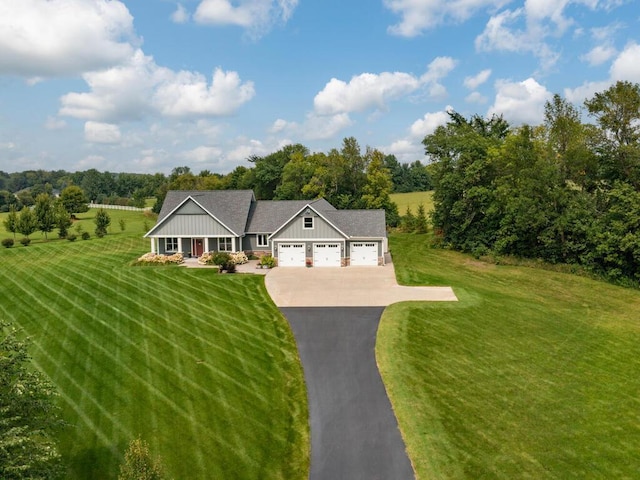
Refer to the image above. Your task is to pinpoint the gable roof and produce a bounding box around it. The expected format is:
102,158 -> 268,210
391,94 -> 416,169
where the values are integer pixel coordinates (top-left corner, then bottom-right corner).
323,210 -> 387,238
147,190 -> 255,237
246,197 -> 336,233
268,201 -> 351,239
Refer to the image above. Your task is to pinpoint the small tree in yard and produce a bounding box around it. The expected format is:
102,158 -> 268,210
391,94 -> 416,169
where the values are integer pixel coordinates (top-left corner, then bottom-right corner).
0,323 -> 63,479
400,206 -> 416,233
59,186 -> 89,217
34,194 -> 56,240
3,205 -> 18,238
415,203 -> 429,234
94,208 -> 111,238
118,438 -> 168,480
17,206 -> 38,239
119,218 -> 126,231
54,202 -> 72,239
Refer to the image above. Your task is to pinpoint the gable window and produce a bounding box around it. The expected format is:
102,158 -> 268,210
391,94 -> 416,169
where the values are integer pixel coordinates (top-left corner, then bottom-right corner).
218,237 -> 233,252
257,234 -> 268,247
303,217 -> 314,229
165,237 -> 178,251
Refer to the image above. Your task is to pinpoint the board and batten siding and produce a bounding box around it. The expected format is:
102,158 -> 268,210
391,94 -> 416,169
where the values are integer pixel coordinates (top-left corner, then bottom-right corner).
152,214 -> 233,237
273,213 -> 344,240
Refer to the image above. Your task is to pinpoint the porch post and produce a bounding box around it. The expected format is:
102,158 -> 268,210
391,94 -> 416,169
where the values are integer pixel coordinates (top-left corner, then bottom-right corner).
204,238 -> 209,253
177,238 -> 183,253
150,238 -> 156,254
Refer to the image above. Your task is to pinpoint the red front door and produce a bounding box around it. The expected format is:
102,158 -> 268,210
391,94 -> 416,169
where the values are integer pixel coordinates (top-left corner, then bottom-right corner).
194,239 -> 204,257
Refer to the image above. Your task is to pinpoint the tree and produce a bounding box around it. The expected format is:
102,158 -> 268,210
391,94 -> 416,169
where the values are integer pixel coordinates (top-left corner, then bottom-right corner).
1,323 -> 63,478
585,80 -> 640,188
59,186 -> 89,216
400,206 -> 416,233
3,205 -> 18,238
54,202 -> 72,239
414,203 -> 428,234
94,208 -> 111,238
361,149 -> 400,226
118,438 -> 168,480
17,206 -> 38,238
34,194 -> 56,240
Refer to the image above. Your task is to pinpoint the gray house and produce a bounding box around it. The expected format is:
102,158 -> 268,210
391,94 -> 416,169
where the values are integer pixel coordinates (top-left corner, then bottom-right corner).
144,190 -> 388,267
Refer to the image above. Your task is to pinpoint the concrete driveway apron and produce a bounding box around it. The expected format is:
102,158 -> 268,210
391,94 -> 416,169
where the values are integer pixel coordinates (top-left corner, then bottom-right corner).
268,264 -> 456,480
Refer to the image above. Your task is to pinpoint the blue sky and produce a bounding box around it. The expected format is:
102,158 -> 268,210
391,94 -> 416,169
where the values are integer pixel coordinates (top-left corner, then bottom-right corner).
0,0 -> 639,174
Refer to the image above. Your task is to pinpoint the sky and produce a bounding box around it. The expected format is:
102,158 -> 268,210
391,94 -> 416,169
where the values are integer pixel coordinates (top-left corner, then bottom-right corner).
0,0 -> 639,175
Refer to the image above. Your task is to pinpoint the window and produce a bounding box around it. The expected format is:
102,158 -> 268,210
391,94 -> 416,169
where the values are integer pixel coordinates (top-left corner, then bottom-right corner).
218,237 -> 233,252
165,237 -> 178,251
303,217 -> 314,229
257,234 -> 268,247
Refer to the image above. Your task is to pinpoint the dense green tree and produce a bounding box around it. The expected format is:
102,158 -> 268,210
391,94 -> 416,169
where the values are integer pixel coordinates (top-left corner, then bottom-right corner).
94,208 -> 111,238
361,149 -> 399,226
118,438 -> 168,480
34,194 -> 56,239
250,144 -> 308,199
16,206 -> 38,238
54,203 -> 72,239
59,186 -> 89,216
414,203 -> 428,234
275,151 -> 319,200
400,206 -> 416,233
585,80 -> 640,187
1,323 -> 63,479
3,205 -> 18,238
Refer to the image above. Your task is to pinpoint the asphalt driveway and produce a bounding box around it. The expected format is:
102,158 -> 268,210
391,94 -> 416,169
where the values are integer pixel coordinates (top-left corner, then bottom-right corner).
265,263 -> 457,307
282,307 -> 415,480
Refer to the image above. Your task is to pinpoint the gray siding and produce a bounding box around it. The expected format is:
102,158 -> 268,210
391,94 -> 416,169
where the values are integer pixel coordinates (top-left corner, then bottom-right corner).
152,214 -> 233,237
243,234 -> 270,251
175,200 -> 206,215
273,212 -> 344,240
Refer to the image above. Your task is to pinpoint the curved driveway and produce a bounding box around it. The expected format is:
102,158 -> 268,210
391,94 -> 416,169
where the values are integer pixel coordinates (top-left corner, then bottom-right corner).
268,264 -> 455,479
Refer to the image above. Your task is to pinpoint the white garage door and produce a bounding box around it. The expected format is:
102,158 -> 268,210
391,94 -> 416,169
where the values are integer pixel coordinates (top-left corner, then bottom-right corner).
350,242 -> 378,266
313,243 -> 341,267
278,243 -> 305,267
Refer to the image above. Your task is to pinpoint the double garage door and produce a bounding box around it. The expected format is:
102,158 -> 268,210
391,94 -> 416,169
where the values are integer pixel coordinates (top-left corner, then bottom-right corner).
350,242 -> 378,266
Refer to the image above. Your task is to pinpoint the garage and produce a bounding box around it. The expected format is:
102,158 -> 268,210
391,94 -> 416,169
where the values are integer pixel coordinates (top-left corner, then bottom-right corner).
278,243 -> 305,267
350,242 -> 378,266
313,243 -> 341,267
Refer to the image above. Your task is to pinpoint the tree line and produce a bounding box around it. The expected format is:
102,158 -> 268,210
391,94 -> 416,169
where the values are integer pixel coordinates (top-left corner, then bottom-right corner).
425,80 -> 640,284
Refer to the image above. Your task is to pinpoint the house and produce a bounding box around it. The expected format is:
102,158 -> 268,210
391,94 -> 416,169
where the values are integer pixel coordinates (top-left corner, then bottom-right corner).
144,190 -> 388,267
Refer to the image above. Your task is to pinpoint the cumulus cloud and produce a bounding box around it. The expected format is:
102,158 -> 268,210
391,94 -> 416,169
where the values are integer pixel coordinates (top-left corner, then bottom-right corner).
410,107 -> 453,138
313,57 -> 456,117
488,78 -> 552,125
465,91 -> 489,104
565,42 -> 640,103
582,45 -> 617,66
0,0 -> 136,77
384,0 -> 509,37
464,69 -> 492,90
59,50 -> 255,122
84,122 -> 122,144
194,0 -> 298,38
171,3 -> 190,24
180,145 -> 224,163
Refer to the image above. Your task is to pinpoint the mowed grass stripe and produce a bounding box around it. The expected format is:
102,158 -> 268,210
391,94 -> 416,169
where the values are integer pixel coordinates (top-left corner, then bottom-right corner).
1,226 -> 308,479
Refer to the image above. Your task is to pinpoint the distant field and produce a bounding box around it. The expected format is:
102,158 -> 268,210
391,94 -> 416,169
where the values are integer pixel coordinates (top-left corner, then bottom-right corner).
378,233 -> 640,479
390,191 -> 434,214
0,210 -> 308,479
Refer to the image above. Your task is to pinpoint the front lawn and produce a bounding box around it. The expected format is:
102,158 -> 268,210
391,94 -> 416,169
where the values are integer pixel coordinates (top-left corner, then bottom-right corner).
377,232 -> 640,479
0,221 -> 308,479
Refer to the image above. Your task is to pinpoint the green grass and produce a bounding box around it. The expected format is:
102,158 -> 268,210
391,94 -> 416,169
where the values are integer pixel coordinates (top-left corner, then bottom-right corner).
378,232 -> 640,479
390,191 -> 434,215
0,212 -> 308,480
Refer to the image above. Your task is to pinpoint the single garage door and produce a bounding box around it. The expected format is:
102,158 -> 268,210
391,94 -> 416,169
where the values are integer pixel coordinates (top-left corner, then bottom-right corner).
313,243 -> 341,267
350,242 -> 378,266
278,243 -> 305,267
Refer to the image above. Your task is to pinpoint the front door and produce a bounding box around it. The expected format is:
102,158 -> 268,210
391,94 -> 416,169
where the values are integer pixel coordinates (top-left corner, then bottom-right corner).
193,238 -> 204,257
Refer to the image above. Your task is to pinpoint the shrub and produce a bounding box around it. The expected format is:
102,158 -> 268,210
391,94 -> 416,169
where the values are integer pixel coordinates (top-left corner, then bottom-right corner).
230,251 -> 248,265
135,252 -> 184,266
82,232 -> 90,240
225,263 -> 237,274
259,255 -> 276,268
67,233 -> 77,242
20,237 -> 31,246
2,238 -> 14,248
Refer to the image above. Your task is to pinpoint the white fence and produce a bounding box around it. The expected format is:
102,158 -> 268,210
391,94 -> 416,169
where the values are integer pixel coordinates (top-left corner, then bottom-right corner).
89,203 -> 152,212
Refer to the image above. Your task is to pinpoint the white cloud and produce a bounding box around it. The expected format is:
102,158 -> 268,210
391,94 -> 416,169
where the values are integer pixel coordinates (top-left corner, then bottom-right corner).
180,145 -> 224,163
465,91 -> 489,104
313,57 -> 456,116
270,118 -> 291,133
464,69 -> 492,89
84,122 -> 122,144
489,78 -> 552,125
171,3 -> 190,24
384,0 -> 509,37
0,0 -> 135,77
194,0 -> 298,38
59,50 -> 255,122
303,113 -> 353,140
410,107 -> 453,138
225,139 -> 269,163
382,139 -> 425,163
581,45 -> 617,66
564,80 -> 610,104
610,42 -> 640,82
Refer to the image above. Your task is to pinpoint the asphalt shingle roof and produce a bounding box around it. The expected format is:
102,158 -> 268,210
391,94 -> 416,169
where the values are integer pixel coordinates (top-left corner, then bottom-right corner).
245,197 -> 336,232
323,210 -> 387,238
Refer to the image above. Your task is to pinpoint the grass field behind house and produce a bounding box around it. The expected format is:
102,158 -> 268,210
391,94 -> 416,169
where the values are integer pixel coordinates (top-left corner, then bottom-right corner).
0,209 -> 308,480
378,232 -> 640,479
390,191 -> 434,215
